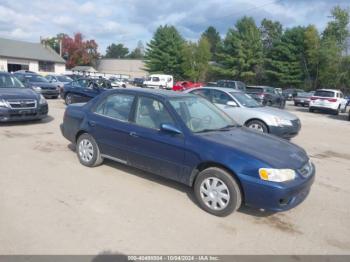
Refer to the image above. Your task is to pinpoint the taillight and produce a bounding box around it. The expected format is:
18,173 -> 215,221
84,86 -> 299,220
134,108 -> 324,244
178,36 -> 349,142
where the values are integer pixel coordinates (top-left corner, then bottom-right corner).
328,98 -> 337,102
310,97 -> 317,100
258,93 -> 265,98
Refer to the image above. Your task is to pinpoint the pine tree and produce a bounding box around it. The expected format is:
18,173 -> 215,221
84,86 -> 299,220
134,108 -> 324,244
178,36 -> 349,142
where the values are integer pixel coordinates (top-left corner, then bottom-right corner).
144,25 -> 185,79
215,17 -> 264,83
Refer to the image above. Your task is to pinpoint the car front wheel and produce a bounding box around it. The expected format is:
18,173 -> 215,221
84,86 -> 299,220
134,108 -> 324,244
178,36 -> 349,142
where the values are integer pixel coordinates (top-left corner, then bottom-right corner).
65,93 -> 73,105
194,167 -> 242,216
246,120 -> 268,133
76,133 -> 103,167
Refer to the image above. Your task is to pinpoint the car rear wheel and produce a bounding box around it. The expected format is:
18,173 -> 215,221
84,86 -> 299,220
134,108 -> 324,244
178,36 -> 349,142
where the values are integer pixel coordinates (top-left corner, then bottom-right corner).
194,167 -> 242,216
76,133 -> 103,167
65,93 -> 73,105
333,105 -> 340,115
246,120 -> 268,133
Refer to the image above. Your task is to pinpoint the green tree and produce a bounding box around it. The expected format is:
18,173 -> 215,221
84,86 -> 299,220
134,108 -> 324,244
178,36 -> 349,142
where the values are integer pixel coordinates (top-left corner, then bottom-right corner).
303,25 -> 321,89
323,6 -> 350,50
144,25 -> 185,79
105,43 -> 129,58
128,41 -> 145,59
260,19 -> 283,52
181,37 -> 211,81
44,33 -> 67,55
201,26 -> 221,60
215,16 -> 264,83
265,27 -> 305,88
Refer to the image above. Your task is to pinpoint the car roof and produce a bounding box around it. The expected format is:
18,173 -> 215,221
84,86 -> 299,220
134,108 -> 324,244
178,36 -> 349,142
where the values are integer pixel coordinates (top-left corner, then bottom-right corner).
109,88 -> 194,99
197,86 -> 244,93
0,71 -> 11,76
316,89 -> 340,92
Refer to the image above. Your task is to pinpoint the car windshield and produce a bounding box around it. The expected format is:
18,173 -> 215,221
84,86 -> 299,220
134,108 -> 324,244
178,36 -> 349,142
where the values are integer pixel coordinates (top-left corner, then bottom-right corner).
314,90 -> 335,97
57,76 -> 72,82
230,92 -> 262,108
26,75 -> 49,83
0,74 -> 25,88
169,96 -> 237,133
297,92 -> 309,97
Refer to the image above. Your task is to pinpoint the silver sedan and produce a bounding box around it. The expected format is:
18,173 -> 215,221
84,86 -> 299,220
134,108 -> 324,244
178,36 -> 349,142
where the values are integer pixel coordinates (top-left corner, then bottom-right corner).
185,87 -> 301,139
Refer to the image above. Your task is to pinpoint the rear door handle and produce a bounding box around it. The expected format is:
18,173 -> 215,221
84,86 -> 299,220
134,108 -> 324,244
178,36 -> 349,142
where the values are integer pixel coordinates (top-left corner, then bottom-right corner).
129,131 -> 138,138
88,121 -> 96,127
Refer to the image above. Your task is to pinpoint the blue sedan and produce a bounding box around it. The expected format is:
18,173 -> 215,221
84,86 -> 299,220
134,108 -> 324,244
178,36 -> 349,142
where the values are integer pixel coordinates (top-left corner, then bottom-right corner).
60,88 -> 315,216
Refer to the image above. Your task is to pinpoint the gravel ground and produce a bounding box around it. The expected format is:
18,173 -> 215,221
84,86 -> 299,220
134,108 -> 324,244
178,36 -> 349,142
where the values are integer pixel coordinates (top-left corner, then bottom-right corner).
0,99 -> 349,255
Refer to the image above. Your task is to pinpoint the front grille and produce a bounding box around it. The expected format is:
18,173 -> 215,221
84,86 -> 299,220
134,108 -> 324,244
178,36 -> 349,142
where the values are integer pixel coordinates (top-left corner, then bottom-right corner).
298,161 -> 313,178
7,99 -> 37,109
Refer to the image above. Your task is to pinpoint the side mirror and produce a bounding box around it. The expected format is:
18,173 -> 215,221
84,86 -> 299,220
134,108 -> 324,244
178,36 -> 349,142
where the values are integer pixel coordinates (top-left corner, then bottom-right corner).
160,123 -> 182,134
227,101 -> 238,107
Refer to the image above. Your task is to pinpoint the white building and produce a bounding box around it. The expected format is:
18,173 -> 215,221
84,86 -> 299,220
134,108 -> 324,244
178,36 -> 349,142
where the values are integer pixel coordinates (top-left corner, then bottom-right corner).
0,37 -> 66,74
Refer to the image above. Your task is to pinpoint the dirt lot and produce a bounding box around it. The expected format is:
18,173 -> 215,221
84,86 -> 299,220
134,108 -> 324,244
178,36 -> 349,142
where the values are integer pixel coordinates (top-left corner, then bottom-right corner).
0,99 -> 349,255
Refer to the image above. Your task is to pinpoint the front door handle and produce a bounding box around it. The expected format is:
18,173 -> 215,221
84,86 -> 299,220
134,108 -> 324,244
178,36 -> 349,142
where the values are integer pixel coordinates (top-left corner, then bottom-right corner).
88,121 -> 96,127
129,131 -> 138,138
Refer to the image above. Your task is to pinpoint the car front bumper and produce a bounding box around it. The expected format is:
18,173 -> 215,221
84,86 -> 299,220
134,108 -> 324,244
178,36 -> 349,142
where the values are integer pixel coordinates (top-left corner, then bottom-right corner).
36,89 -> 60,98
0,104 -> 48,122
269,119 -> 301,139
239,163 -> 315,211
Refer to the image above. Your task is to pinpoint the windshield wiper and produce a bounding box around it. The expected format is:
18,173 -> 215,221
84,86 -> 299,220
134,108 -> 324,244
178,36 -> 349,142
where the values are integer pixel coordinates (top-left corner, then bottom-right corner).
196,125 -> 236,133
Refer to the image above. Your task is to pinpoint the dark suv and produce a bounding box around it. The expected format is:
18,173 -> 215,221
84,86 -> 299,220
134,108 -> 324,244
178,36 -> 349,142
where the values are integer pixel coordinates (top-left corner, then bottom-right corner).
0,72 -> 48,122
14,72 -> 60,99
246,86 -> 285,108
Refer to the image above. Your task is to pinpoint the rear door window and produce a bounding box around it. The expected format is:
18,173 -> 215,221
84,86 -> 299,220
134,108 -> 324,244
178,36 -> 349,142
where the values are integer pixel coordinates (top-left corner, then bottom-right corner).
95,94 -> 135,121
191,89 -> 211,101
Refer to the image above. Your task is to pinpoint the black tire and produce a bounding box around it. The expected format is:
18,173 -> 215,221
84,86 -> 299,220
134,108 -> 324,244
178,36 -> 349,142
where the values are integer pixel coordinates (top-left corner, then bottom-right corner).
194,167 -> 242,217
76,133 -> 103,167
294,102 -> 298,106
52,96 -> 59,99
309,107 -> 314,113
245,120 -> 268,133
267,101 -> 272,106
333,105 -> 340,115
65,93 -> 73,105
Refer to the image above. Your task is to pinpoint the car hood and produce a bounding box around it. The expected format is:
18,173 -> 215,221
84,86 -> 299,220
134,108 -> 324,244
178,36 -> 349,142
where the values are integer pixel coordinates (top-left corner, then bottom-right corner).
198,127 -> 308,169
29,82 -> 57,88
251,106 -> 298,120
0,88 -> 39,100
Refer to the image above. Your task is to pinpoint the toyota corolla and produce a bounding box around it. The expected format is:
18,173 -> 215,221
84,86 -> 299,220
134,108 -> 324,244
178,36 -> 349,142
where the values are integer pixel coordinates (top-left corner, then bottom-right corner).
60,88 -> 315,216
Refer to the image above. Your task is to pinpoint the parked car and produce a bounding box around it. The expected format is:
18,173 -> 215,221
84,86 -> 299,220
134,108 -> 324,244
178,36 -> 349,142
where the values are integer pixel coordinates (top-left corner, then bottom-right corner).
172,81 -> 204,92
14,72 -> 60,99
216,80 -> 246,91
132,78 -> 145,87
143,74 -> 173,89
0,72 -> 48,122
45,74 -> 73,97
62,78 -> 113,105
293,91 -> 315,107
109,77 -> 126,88
187,87 -> 301,139
246,86 -> 285,108
309,89 -> 348,115
64,74 -> 81,81
283,88 -> 304,101
60,88 -> 315,216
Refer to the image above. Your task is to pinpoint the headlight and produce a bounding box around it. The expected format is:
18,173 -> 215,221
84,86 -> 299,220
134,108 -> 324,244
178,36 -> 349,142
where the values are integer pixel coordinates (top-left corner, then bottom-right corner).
259,168 -> 296,182
32,86 -> 42,91
272,117 -> 292,126
39,95 -> 47,105
0,99 -> 10,108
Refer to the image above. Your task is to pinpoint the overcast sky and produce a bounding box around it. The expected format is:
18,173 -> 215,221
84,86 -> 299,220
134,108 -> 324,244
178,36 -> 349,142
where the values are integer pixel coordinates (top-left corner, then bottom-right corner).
0,0 -> 349,54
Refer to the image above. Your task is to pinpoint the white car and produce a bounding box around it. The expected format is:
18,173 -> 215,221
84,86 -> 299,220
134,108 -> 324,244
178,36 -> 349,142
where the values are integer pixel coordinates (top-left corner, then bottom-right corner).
309,89 -> 347,115
143,74 -> 173,89
186,87 -> 301,139
110,78 -> 127,88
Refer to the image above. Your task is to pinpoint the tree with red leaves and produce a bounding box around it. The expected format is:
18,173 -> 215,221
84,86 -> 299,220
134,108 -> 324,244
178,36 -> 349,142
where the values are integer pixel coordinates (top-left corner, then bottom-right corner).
61,33 -> 100,69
